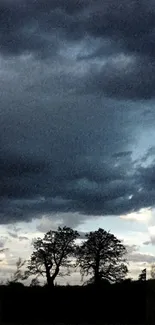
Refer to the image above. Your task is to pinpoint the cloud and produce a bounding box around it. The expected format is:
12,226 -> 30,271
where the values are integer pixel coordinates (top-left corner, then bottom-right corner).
0,247 -> 9,264
1,144 -> 155,226
18,236 -> 29,241
0,239 -> 6,248
0,0 -> 155,226
36,215 -> 86,238
112,151 -> 132,159
143,223 -> 155,245
0,0 -> 155,100
120,208 -> 152,224
144,240 -> 152,245
126,244 -> 155,264
144,236 -> 155,246
7,232 -> 18,239
81,56 -> 155,100
36,215 -> 64,233
0,1 -> 155,58
126,244 -> 138,254
128,252 -> 155,264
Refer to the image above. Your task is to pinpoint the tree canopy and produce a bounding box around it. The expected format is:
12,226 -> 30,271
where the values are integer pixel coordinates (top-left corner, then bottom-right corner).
25,226 -> 79,286
76,228 -> 128,285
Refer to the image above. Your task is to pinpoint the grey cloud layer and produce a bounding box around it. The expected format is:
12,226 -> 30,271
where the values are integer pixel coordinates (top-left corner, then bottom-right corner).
126,245 -> 155,264
1,0 -> 155,56
1,147 -> 155,224
0,1 -> 155,99
0,0 -> 155,225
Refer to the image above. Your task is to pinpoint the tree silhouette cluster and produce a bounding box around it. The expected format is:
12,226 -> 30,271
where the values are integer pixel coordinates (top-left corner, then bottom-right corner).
0,228 -> 149,324
21,226 -> 128,287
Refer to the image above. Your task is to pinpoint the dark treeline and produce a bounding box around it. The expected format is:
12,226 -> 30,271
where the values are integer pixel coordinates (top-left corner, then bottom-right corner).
1,280 -> 147,324
0,226 -> 152,324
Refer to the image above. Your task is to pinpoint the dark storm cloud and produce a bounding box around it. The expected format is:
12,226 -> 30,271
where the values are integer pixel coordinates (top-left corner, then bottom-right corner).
0,1 -> 155,98
0,71 -> 155,225
137,163 -> 155,191
0,153 -> 45,177
0,1 -> 155,225
1,0 -> 155,57
81,57 -> 155,100
0,0 -> 85,57
112,151 -> 132,159
1,148 -> 155,225
84,1 -> 155,56
0,0 -> 153,59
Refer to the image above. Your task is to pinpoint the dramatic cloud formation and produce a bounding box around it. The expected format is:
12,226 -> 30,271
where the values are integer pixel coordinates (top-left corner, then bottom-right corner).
0,0 -> 155,228
0,0 -> 155,282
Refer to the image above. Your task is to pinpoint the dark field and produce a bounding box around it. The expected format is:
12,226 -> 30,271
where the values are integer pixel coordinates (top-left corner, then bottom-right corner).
0,280 -> 150,325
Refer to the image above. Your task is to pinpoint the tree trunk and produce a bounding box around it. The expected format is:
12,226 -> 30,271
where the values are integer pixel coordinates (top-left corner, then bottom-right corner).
94,269 -> 100,287
46,266 -> 59,287
94,254 -> 100,287
46,267 -> 52,287
50,266 -> 59,286
49,277 -> 54,287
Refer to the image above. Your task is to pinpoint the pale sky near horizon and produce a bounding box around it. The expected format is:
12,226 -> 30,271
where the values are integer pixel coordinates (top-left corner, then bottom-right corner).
1,0 -> 155,284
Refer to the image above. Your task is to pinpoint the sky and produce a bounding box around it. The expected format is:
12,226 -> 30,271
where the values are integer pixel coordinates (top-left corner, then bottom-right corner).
1,0 -> 155,284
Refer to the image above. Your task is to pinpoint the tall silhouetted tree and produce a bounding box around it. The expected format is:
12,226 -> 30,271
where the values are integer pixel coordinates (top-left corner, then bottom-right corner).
76,228 -> 128,286
138,268 -> 146,281
25,226 -> 79,287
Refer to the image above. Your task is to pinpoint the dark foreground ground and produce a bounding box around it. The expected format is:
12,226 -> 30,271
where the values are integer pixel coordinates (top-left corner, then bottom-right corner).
0,279 -> 153,324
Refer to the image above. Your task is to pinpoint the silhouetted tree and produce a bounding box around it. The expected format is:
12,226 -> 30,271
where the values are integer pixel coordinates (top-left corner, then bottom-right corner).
76,228 -> 128,286
7,257 -> 26,284
25,226 -> 79,287
138,268 -> 146,281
